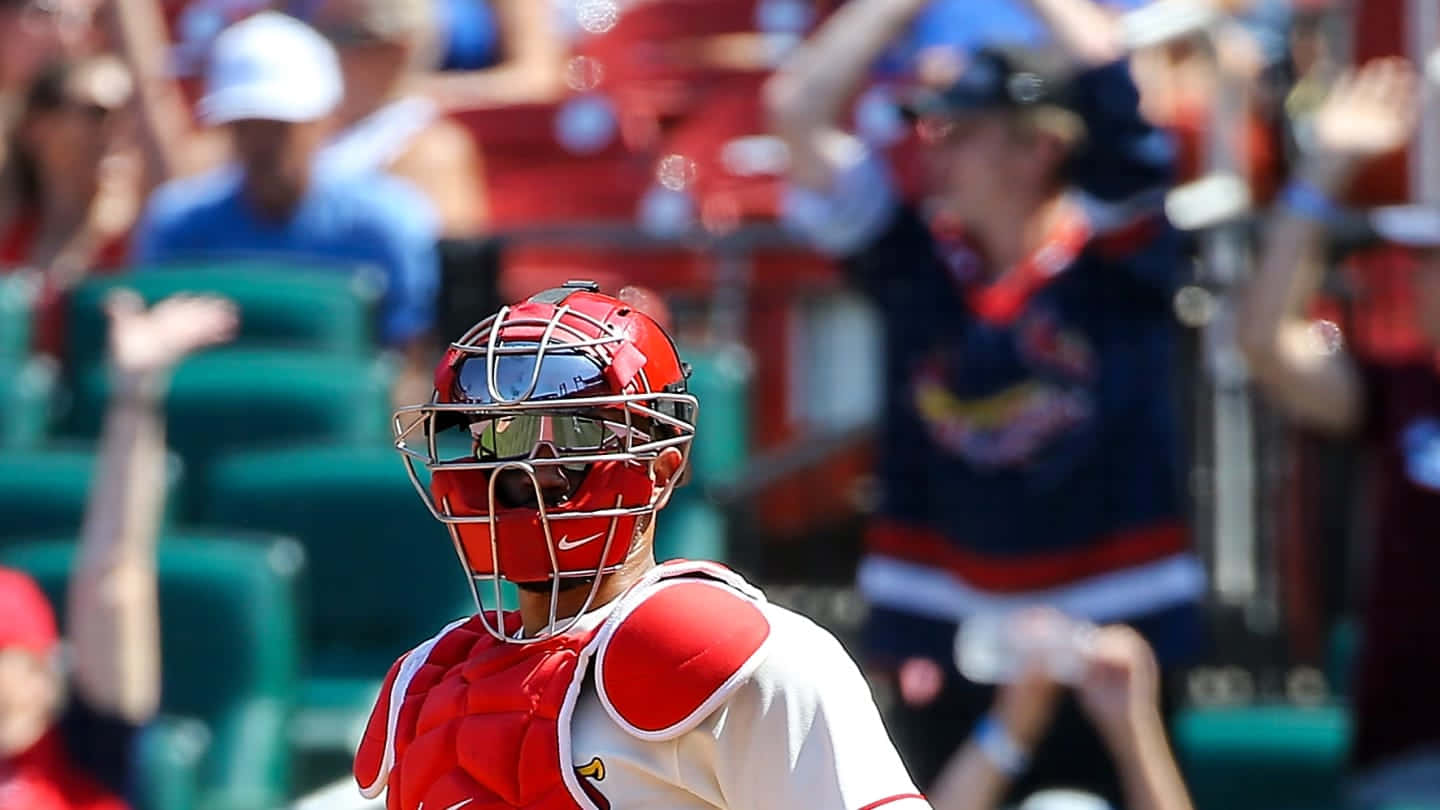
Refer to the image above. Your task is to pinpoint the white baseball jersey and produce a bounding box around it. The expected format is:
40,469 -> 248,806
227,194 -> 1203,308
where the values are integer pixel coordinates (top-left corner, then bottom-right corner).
350,562 -> 932,810
565,598 -> 932,810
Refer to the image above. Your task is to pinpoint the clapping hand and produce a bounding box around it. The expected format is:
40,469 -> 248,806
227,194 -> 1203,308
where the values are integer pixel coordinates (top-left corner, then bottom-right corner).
1074,625 -> 1164,756
105,291 -> 239,381
1309,58 -> 1418,172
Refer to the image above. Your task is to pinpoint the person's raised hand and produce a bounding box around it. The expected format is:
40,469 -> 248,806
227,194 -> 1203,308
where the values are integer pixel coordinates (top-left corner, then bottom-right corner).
105,291 -> 238,380
1311,57 -> 1418,164
1074,625 -> 1162,755
993,657 -> 1064,750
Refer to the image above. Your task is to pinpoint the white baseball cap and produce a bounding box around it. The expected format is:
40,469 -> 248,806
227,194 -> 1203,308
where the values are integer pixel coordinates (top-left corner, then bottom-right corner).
198,11 -> 343,125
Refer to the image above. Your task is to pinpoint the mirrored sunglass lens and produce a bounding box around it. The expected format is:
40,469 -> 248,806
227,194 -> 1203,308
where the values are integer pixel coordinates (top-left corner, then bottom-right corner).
553,416 -> 606,450
468,413 -> 645,459
471,415 -> 542,458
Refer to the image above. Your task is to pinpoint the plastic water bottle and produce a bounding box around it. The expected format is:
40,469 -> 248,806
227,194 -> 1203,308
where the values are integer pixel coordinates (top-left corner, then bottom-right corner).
954,610 -> 1098,685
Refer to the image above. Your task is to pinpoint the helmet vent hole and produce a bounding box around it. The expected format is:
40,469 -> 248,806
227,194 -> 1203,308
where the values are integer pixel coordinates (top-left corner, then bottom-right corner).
616,307 -> 631,316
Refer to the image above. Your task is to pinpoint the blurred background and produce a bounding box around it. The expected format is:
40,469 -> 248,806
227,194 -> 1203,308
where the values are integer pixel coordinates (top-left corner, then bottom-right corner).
1,0 -> 1438,808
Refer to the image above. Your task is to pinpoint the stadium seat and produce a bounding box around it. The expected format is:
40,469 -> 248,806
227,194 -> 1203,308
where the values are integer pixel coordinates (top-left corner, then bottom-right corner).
1328,618 -> 1359,700
133,716 -> 210,810
453,101 -> 653,227
654,489 -> 727,563
63,350 -> 394,508
198,444 -> 475,752
0,534 -> 304,810
1173,703 -> 1350,810
0,272 -> 38,363
680,341 -> 752,488
65,262 -> 382,368
573,1 -> 788,126
0,445 -> 184,546
0,357 -> 58,449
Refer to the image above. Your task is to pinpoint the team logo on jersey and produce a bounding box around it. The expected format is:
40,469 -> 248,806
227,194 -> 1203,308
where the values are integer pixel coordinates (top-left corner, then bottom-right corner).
911,366 -> 1091,468
1017,311 -> 1096,380
1402,418 -> 1440,492
575,757 -> 611,810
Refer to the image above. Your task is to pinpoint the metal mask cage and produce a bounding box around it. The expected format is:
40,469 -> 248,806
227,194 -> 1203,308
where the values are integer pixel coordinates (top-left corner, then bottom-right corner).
395,302 -> 698,643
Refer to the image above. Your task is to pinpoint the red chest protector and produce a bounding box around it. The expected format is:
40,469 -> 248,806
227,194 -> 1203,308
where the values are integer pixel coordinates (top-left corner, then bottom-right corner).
354,561 -> 772,810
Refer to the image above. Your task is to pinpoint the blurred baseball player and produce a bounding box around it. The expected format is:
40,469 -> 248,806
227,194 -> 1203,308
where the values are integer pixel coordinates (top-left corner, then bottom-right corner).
354,281 -> 930,810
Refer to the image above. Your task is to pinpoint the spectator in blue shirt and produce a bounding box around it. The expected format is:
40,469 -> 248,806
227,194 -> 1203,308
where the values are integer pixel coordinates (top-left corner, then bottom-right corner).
133,11 -> 441,406
767,0 -> 1201,801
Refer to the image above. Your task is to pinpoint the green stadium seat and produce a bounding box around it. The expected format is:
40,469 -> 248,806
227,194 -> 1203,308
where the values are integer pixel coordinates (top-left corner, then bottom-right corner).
1328,617 -> 1359,700
0,446 -> 183,546
199,444 -> 475,754
134,716 -> 209,810
1173,703 -> 1350,810
655,489 -> 726,563
66,263 -> 381,366
0,272 -> 39,363
63,350 -> 394,506
0,534 -> 304,810
0,357 -> 58,449
680,343 -> 751,488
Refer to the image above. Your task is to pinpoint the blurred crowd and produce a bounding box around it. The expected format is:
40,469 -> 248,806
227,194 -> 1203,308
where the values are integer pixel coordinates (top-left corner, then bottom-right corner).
3,0 -> 1440,809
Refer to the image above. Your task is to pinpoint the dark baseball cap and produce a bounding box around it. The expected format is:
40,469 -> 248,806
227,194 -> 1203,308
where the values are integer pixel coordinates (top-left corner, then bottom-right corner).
898,45 -> 1080,121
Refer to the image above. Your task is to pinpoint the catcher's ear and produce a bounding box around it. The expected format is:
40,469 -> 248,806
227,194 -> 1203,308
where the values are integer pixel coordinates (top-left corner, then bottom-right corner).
653,447 -> 685,489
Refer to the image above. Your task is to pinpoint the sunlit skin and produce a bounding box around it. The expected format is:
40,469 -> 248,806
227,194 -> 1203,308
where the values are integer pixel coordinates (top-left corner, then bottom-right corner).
305,0 -> 419,128
917,111 -> 1071,273
228,118 -> 331,221
0,647 -> 61,758
20,57 -> 132,202
12,56 -> 140,275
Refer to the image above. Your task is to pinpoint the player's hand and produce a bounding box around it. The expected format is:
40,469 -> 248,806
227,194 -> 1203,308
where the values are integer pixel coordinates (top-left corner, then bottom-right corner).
1074,625 -> 1163,755
105,291 -> 239,380
1310,58 -> 1418,165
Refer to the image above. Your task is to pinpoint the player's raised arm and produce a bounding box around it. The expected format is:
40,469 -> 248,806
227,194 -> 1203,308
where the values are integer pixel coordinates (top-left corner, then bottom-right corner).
67,292 -> 237,722
1236,58 -> 1418,435
763,0 -> 929,191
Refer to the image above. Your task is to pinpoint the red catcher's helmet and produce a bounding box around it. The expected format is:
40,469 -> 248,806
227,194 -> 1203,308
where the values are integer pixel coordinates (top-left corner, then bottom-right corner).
394,281 -> 697,642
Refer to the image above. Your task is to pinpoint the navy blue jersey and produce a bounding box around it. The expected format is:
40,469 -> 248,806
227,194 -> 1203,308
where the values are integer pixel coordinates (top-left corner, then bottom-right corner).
851,201 -> 1185,551
786,61 -> 1203,630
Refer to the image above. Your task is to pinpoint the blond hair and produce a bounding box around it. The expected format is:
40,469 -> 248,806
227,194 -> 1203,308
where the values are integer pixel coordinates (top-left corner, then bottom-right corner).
1010,105 -> 1086,151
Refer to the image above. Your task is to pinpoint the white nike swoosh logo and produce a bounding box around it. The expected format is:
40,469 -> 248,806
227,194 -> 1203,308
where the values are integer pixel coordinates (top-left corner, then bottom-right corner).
556,531 -> 605,551
417,800 -> 473,810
